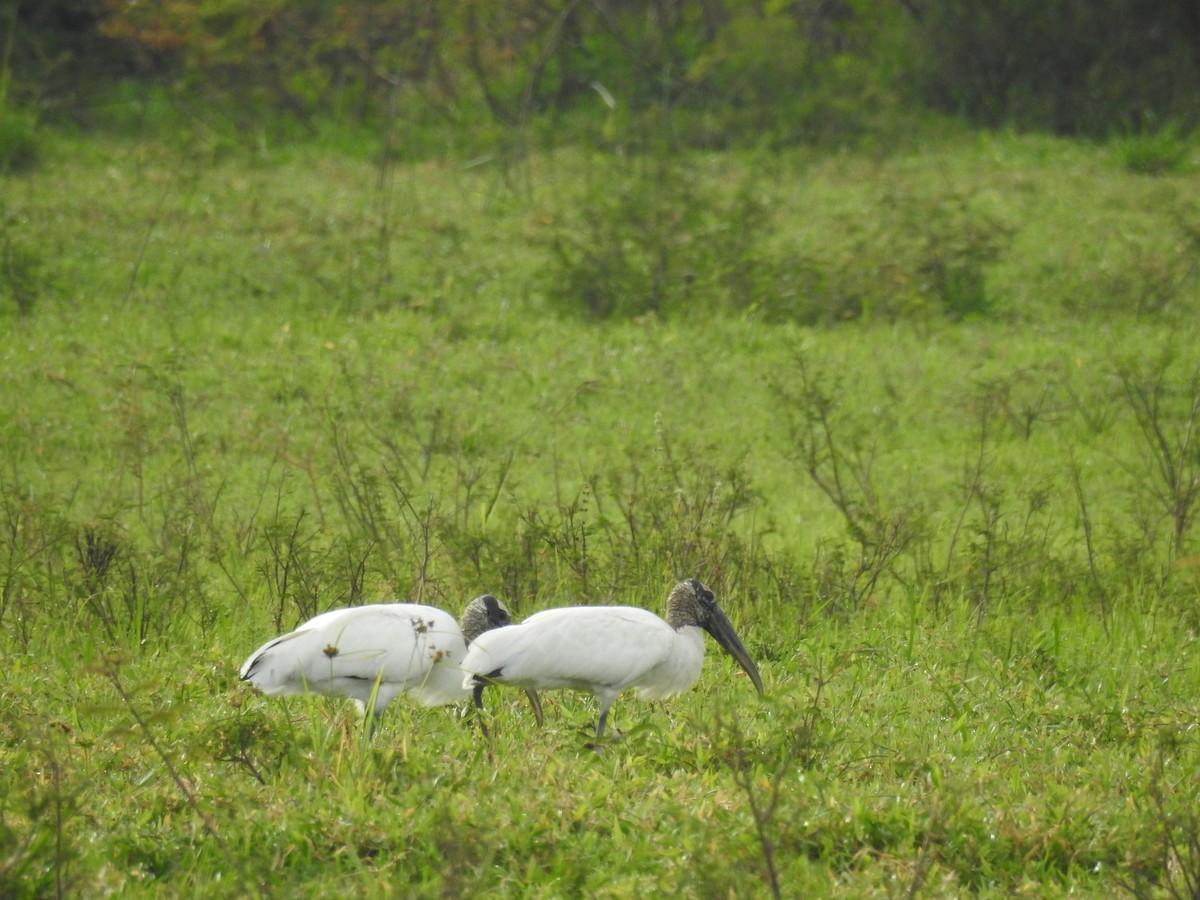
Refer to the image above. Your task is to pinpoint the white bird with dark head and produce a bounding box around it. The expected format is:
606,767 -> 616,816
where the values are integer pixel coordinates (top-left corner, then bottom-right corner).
461,579 -> 764,738
239,594 -> 538,723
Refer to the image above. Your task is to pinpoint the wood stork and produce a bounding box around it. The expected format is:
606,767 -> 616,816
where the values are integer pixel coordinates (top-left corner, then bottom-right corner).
460,579 -> 764,738
239,595 -> 543,729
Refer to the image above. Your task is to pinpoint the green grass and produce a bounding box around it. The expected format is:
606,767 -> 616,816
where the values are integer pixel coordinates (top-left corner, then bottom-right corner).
3,125 -> 1200,896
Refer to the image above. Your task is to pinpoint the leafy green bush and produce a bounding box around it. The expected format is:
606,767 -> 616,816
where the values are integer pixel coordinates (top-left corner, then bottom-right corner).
540,155 -> 777,319
778,184 -> 1015,323
0,106 -> 37,173
0,208 -> 45,316
678,3 -> 912,150
540,156 -> 1014,324
1113,122 -> 1191,175
1080,206 -> 1200,318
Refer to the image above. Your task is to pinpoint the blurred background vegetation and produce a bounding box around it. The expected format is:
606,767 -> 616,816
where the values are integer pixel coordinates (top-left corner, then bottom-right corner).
3,0 -> 1199,157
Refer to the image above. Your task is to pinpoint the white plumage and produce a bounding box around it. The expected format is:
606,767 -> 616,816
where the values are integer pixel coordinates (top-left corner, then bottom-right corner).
239,595 -> 514,718
461,579 -> 763,737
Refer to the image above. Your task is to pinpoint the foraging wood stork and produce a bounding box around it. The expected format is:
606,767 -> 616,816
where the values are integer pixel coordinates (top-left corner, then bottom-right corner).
461,579 -> 764,738
239,595 -> 542,727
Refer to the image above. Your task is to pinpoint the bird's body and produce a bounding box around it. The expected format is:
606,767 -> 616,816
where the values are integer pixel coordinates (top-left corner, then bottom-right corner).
240,596 -> 511,717
470,606 -> 705,698
462,579 -> 763,737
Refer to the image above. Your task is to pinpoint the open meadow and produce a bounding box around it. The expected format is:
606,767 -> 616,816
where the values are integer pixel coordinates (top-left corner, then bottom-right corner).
3,124 -> 1200,896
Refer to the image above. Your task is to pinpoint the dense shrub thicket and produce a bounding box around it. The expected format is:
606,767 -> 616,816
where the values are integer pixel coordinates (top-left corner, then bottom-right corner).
4,0 -> 1199,142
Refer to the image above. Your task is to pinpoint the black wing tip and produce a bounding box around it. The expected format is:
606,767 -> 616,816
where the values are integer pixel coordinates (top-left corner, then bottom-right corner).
239,658 -> 261,682
468,665 -> 505,687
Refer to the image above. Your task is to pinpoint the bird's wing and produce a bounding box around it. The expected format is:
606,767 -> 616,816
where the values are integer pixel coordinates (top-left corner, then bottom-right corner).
462,606 -> 675,692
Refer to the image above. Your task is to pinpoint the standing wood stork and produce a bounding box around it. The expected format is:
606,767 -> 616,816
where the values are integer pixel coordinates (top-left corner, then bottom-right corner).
239,595 -> 542,728
461,579 -> 763,738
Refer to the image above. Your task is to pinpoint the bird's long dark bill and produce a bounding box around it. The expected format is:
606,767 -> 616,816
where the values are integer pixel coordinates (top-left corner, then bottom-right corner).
706,606 -> 765,694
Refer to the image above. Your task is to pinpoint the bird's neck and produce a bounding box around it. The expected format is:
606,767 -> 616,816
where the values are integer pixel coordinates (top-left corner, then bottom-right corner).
665,596 -> 691,630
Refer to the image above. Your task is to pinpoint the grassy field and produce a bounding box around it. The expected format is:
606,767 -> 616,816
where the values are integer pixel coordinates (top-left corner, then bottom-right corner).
3,124 -> 1200,897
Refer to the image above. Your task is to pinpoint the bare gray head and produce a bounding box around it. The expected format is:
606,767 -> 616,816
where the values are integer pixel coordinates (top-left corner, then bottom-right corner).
666,579 -> 764,694
459,594 -> 512,644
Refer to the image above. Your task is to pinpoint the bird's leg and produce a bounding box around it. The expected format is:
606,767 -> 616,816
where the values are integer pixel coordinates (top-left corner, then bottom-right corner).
595,705 -> 610,739
524,689 -> 544,727
471,681 -> 491,739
